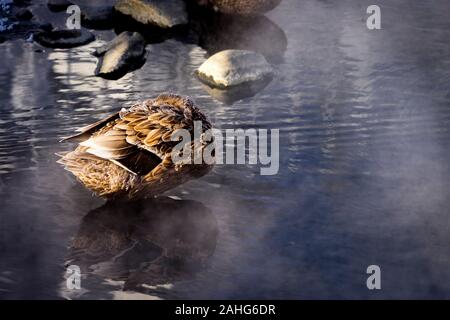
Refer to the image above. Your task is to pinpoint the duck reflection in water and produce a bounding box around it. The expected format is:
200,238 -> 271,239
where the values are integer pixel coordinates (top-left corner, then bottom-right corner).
65,197 -> 218,296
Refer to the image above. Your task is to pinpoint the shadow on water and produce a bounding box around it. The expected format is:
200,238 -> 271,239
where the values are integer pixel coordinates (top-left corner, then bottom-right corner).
187,6 -> 287,64
62,197 -> 218,299
199,77 -> 273,105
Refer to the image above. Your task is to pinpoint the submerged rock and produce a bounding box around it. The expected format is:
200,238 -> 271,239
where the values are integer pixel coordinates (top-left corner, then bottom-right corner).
94,31 -> 147,80
81,5 -> 115,30
14,8 -> 33,21
196,49 -> 274,88
37,23 -> 53,32
34,29 -> 95,48
114,0 -> 188,29
47,0 -> 73,12
194,0 -> 282,15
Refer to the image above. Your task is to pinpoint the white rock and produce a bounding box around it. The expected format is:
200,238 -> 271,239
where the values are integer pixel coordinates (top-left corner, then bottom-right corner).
196,50 -> 273,88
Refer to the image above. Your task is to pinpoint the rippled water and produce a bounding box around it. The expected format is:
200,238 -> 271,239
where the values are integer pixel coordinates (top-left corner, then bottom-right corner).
1,0 -> 450,299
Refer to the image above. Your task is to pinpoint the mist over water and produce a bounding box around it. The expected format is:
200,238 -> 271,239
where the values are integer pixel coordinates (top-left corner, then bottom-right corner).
0,0 -> 450,299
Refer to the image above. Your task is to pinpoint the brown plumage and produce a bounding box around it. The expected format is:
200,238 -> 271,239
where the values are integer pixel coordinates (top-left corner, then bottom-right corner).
195,0 -> 282,15
57,94 -> 215,200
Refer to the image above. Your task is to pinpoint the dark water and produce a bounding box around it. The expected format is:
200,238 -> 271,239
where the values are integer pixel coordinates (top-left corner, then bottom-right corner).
1,0 -> 450,299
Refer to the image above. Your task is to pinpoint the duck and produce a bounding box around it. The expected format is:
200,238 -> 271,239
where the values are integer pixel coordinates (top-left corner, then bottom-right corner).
57,93 -> 215,200
195,0 -> 282,15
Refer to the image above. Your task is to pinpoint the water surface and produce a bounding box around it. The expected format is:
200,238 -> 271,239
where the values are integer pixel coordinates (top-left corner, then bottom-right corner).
0,0 -> 450,299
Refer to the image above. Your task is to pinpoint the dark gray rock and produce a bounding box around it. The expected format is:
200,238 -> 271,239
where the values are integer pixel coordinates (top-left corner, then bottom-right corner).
37,23 -> 53,32
12,1 -> 33,6
47,0 -> 73,12
114,0 -> 188,29
94,31 -> 147,80
81,5 -> 115,30
15,9 -> 33,21
34,29 -> 95,48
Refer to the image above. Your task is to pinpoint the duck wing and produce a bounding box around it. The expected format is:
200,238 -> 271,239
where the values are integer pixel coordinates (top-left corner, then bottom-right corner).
114,94 -> 200,182
60,112 -> 120,142
79,124 -> 162,176
118,103 -> 185,157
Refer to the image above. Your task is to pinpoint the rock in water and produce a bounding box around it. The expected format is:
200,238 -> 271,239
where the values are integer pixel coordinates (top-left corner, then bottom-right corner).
15,9 -> 33,21
114,0 -> 188,28
81,5 -> 115,30
38,23 -> 53,33
34,29 -> 95,48
195,0 -> 282,15
94,31 -> 147,80
196,50 -> 273,88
